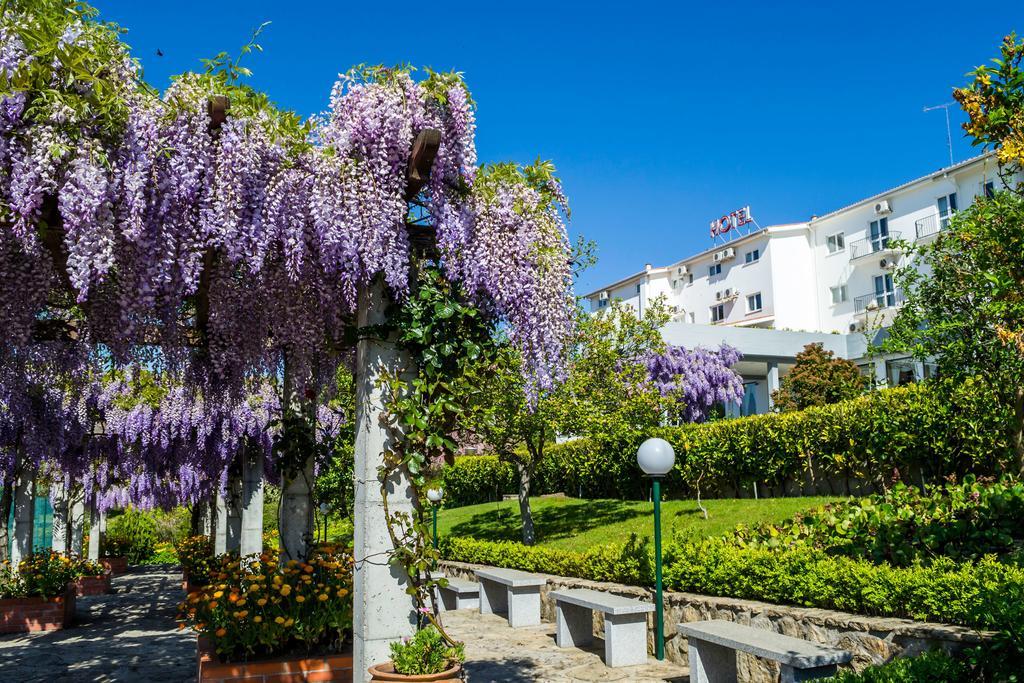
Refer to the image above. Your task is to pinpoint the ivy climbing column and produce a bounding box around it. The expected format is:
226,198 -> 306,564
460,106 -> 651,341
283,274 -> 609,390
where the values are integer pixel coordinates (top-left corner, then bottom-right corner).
352,277 -> 418,680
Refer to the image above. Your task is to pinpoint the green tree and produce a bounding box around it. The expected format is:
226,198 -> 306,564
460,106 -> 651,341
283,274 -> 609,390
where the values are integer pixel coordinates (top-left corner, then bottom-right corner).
771,343 -> 867,412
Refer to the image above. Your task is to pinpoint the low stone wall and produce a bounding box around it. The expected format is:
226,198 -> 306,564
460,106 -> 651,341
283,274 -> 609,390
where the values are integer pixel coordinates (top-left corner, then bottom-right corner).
439,560 -> 987,681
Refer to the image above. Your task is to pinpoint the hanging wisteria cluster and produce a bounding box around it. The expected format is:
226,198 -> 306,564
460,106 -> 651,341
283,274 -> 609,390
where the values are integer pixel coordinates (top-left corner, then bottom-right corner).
645,344 -> 745,423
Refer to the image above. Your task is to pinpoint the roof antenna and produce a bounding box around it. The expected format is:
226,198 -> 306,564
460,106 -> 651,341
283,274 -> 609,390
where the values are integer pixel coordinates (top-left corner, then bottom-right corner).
923,102 -> 956,167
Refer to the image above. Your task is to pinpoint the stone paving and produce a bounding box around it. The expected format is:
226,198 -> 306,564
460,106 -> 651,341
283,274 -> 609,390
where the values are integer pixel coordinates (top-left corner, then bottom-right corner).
0,568 -> 689,682
0,565 -> 194,682
445,609 -> 689,682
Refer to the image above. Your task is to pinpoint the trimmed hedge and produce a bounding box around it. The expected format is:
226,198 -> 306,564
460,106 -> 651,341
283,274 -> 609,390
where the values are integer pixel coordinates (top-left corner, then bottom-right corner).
441,535 -> 1024,630
443,379 -> 1013,506
824,650 -> 969,682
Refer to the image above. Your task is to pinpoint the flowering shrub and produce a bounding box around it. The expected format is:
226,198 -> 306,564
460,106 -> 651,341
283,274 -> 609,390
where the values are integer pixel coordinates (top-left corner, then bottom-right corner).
104,507 -> 158,563
176,535 -> 215,584
389,626 -> 464,675
0,561 -> 22,598
17,551 -> 81,598
177,544 -> 353,659
72,556 -> 107,577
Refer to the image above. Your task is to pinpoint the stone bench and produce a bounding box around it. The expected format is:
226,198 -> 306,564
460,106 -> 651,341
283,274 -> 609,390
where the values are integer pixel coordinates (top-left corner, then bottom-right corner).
551,588 -> 655,667
434,576 -> 480,611
678,620 -> 853,682
474,567 -> 547,627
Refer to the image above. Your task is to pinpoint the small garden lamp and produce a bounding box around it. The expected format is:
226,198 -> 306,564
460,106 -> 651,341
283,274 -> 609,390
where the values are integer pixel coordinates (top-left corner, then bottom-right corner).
426,488 -> 444,551
637,437 -> 675,661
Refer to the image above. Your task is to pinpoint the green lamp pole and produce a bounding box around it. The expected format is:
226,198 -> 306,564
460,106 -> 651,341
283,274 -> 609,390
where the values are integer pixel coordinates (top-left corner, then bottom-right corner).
426,488 -> 444,552
637,437 -> 676,661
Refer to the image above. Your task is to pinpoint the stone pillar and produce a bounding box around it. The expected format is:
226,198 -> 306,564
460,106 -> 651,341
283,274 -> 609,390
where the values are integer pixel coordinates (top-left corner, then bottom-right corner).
765,362 -> 780,410
87,498 -> 101,561
213,492 -> 228,556
69,490 -> 85,556
11,467 -> 35,566
226,476 -> 242,553
51,479 -> 68,555
279,355 -> 316,564
240,449 -> 265,559
352,278 -> 417,680
873,358 -> 888,387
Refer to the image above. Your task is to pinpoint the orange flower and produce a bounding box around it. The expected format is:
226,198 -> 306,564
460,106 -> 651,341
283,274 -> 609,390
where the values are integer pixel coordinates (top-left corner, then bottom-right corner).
256,598 -> 267,606
215,628 -> 227,637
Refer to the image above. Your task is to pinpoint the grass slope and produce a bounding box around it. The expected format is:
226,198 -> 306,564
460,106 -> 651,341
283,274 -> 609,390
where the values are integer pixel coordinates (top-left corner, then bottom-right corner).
432,495 -> 839,551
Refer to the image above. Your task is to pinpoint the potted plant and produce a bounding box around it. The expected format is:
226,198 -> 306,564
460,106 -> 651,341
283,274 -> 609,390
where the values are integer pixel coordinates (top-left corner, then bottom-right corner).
72,557 -> 112,596
1,552 -> 79,633
368,626 -> 464,682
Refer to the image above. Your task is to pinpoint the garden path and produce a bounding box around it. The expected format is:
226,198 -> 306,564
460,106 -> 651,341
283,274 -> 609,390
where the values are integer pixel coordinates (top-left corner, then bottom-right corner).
445,608 -> 689,682
0,565 -> 194,682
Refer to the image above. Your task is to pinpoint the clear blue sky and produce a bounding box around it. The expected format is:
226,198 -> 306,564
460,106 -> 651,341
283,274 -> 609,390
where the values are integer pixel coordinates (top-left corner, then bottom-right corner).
96,0 -> 1022,294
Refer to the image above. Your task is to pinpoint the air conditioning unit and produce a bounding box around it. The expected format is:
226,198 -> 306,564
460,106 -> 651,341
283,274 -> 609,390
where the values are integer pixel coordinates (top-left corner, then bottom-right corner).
677,265 -> 689,276
712,251 -> 724,263
598,291 -> 609,301
716,289 -> 737,301
879,258 -> 897,269
874,200 -> 893,215
849,321 -> 864,333
722,247 -> 736,260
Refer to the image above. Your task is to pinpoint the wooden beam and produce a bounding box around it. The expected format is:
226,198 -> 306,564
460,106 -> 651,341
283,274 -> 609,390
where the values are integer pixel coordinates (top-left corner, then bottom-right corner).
208,95 -> 230,129
405,129 -> 441,200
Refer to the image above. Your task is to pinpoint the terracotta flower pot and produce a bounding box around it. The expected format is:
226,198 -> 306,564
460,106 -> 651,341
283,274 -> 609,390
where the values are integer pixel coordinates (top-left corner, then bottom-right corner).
368,662 -> 462,682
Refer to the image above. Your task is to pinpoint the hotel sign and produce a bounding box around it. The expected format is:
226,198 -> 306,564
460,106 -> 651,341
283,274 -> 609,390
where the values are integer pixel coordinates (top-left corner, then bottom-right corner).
710,206 -> 754,238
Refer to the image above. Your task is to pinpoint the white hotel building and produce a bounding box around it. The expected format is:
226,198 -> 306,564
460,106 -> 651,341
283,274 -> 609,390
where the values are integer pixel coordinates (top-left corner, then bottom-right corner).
584,153 -> 1019,416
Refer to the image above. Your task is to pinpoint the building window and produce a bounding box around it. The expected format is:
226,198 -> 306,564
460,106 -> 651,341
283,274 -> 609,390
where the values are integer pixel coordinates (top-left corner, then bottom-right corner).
745,249 -> 760,264
869,217 -> 890,252
635,283 -> 641,294
597,298 -> 608,309
710,304 -> 725,323
984,181 -> 996,199
747,292 -> 762,312
826,232 -> 845,254
830,284 -> 848,304
708,263 -> 722,277
687,273 -> 694,284
688,311 -> 695,323
874,273 -> 895,308
937,192 -> 958,230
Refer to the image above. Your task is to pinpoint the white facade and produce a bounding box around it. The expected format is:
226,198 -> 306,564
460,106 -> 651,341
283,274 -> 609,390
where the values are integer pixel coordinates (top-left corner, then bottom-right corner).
584,153 -> 1019,414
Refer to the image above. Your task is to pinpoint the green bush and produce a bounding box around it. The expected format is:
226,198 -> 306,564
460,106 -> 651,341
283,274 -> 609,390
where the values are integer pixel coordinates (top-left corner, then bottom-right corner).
444,379 -> 1013,504
825,650 -> 969,682
104,507 -> 158,564
441,535 -> 1024,630
732,477 -> 1024,566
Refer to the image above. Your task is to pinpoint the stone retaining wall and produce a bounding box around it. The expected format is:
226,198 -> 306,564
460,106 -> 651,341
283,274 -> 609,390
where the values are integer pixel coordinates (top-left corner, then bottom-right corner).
439,560 -> 987,681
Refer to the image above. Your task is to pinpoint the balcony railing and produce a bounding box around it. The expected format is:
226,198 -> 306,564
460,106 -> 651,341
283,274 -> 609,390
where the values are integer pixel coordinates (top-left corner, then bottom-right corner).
914,212 -> 953,241
854,288 -> 904,315
849,230 -> 902,260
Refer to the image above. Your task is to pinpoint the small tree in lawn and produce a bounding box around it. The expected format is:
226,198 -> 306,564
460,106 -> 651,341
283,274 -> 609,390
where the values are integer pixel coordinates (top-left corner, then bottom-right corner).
771,343 -> 867,412
887,34 -> 1024,475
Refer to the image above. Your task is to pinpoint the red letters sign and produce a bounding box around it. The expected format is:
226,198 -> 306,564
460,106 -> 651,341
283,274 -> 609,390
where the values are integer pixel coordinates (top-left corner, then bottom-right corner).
710,206 -> 753,237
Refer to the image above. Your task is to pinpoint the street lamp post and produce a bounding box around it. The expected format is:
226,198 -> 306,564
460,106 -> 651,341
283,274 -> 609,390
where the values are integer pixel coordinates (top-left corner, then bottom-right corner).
636,437 -> 676,661
426,488 -> 444,551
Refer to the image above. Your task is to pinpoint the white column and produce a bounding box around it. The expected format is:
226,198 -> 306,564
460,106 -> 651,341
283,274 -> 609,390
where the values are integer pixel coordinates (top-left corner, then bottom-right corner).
240,449 -> 264,558
226,475 -> 242,553
50,479 -> 68,554
87,498 -> 101,561
213,492 -> 228,555
765,362 -> 780,410
11,467 -> 35,566
873,358 -> 888,387
279,354 -> 316,564
69,490 -> 85,556
352,278 -> 417,680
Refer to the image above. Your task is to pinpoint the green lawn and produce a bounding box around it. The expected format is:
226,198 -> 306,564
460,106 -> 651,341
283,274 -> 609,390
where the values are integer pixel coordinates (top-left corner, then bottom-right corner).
427,495 -> 840,551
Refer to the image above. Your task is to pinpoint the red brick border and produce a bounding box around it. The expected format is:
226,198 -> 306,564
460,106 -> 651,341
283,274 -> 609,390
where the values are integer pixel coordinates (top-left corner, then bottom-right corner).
74,574 -> 112,596
0,585 -> 75,634
197,637 -> 353,682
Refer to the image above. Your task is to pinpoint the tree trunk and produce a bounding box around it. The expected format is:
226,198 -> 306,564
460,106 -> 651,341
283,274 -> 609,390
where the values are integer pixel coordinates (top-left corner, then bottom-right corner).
517,461 -> 536,546
0,467 -> 15,564
1015,385 -> 1024,477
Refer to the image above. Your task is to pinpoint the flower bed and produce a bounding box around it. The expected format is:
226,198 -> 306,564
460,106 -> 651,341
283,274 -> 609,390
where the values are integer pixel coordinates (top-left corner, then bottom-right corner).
74,574 -> 112,596
197,636 -> 353,683
0,584 -> 75,634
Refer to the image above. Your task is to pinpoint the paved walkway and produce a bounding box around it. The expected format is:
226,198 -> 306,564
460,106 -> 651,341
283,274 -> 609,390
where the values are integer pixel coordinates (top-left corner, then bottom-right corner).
0,565 -> 194,682
445,609 -> 689,682
0,568 -> 689,682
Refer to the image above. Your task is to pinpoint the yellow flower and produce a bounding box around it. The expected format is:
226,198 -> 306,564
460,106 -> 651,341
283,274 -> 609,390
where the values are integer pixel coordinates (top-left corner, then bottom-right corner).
337,588 -> 349,598
236,599 -> 247,607
236,610 -> 248,619
257,598 -> 267,606
285,618 -> 294,627
318,593 -> 328,602
279,584 -> 292,596
213,590 -> 224,598
295,595 -> 306,603
254,616 -> 263,623
275,616 -> 286,625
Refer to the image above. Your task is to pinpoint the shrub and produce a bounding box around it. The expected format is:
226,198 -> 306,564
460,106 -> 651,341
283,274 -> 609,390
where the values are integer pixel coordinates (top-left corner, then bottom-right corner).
16,551 -> 86,598
389,626 -> 464,675
732,477 -> 1024,566
105,507 -> 158,563
446,379 -> 1014,503
441,536 -> 1024,630
177,544 -> 353,660
825,650 -> 969,682
176,535 -> 215,584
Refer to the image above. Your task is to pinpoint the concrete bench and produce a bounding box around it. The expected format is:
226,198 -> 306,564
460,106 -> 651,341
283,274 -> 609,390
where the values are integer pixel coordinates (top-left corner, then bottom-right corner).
678,620 -> 853,682
551,588 -> 655,667
474,567 -> 547,627
434,576 -> 480,611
